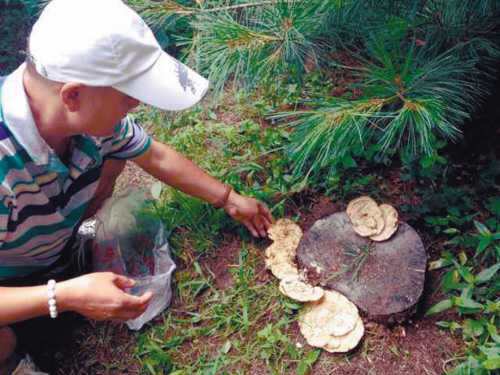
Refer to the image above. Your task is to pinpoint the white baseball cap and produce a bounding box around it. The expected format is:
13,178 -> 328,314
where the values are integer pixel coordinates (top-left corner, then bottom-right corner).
29,0 -> 209,111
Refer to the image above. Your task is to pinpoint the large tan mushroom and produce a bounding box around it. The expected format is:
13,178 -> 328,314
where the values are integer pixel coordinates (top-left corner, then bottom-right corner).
268,262 -> 299,280
346,196 -> 399,242
267,218 -> 303,243
346,196 -> 385,237
265,219 -> 303,280
299,290 -> 364,353
369,204 -> 398,241
279,275 -> 324,302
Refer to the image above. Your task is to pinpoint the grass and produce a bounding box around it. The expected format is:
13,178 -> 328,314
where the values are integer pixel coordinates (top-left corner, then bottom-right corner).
133,244 -> 316,375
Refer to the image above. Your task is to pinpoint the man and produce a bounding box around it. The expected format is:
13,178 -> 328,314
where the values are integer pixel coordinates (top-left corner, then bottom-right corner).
0,0 -> 273,373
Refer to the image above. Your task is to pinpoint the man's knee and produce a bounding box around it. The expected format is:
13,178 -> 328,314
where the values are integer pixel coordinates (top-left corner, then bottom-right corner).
0,326 -> 17,374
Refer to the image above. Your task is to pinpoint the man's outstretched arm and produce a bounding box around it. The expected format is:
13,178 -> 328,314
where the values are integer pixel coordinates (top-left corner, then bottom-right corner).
132,140 -> 273,237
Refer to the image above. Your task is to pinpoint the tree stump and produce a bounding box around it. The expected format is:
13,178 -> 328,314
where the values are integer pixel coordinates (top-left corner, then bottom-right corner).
296,213 -> 426,324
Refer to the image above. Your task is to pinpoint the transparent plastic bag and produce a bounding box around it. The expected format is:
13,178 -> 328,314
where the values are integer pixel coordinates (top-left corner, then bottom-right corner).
92,189 -> 176,330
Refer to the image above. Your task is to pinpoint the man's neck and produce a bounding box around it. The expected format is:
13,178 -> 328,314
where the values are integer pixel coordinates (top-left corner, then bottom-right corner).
23,69 -> 71,158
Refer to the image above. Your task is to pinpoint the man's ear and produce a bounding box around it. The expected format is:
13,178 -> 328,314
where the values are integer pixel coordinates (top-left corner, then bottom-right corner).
60,83 -> 84,112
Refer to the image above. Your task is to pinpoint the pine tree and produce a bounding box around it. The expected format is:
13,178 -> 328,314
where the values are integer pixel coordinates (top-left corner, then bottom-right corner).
131,0 -> 500,176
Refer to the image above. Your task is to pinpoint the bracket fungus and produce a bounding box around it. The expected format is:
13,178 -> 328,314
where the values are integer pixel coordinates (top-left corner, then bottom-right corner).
299,290 -> 364,353
264,218 -> 303,280
279,274 -> 324,302
369,203 -> 398,241
265,218 -> 364,352
346,196 -> 399,242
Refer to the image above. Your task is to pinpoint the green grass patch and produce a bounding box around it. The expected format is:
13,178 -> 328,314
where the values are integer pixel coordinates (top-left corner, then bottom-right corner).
134,244 -> 321,375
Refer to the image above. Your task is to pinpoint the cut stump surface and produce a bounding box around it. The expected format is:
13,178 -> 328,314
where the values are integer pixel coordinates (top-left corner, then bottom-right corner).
297,213 -> 426,321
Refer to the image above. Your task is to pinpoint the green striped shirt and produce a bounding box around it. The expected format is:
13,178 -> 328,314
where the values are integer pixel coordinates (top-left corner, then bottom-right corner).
0,64 -> 151,279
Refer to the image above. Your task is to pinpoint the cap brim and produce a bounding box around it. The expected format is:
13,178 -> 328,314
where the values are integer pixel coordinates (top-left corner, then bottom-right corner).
113,52 -> 209,111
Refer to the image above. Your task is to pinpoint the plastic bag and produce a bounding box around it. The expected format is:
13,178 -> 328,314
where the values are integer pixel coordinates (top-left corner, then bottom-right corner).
92,189 -> 176,330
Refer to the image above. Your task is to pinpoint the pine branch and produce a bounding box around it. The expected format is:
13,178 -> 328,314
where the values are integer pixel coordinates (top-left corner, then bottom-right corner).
132,0 -> 298,16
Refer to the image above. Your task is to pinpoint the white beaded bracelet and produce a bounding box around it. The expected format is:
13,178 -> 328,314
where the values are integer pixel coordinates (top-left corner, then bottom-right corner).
46,279 -> 58,319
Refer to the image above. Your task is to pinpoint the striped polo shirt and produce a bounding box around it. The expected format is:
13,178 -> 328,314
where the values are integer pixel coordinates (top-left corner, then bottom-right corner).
0,63 -> 151,279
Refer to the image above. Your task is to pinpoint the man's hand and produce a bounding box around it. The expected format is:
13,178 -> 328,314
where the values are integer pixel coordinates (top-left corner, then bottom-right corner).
59,272 -> 153,321
224,191 -> 273,237
133,141 -> 274,237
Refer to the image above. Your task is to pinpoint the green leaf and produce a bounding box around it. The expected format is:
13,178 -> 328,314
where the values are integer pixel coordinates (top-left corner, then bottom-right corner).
291,178 -> 308,192
479,345 -> 500,359
436,156 -> 446,164
487,301 -> 500,313
460,287 -> 473,300
453,260 -> 476,284
475,221 -> 492,237
427,299 -> 453,314
278,128 -> 291,138
342,155 -> 357,168
458,251 -> 468,265
489,197 -> 500,215
488,325 -> 500,343
476,237 -> 493,256
428,258 -> 452,270
475,262 -> 500,284
441,270 -> 463,291
420,156 -> 433,169
436,321 -> 462,331
425,217 -> 438,225
429,251 -> 455,270
462,319 -> 485,337
284,300 -> 301,310
297,349 -> 322,375
435,321 -> 452,328
455,297 -> 484,310
484,358 -> 500,370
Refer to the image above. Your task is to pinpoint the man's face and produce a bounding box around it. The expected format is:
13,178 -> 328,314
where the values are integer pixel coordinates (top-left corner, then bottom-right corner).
77,86 -> 141,137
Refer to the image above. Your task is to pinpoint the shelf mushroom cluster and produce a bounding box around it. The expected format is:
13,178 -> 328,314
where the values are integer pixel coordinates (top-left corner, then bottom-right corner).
298,290 -> 364,353
265,219 -> 324,302
264,218 -> 364,353
346,196 -> 399,241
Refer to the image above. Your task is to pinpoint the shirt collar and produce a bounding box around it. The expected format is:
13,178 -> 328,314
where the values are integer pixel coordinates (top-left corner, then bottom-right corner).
1,63 -> 52,165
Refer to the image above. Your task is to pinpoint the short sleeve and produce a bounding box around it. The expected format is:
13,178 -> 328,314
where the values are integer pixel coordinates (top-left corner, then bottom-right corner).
106,116 -> 151,159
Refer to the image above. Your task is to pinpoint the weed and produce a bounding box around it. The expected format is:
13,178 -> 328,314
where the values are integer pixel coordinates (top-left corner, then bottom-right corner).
427,199 -> 500,374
